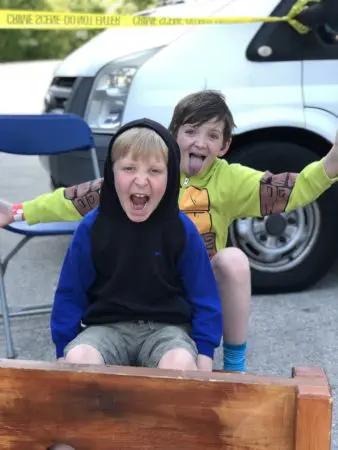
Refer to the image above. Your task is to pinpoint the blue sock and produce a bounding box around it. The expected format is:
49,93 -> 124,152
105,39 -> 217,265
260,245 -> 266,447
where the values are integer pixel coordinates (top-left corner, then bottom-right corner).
223,342 -> 247,372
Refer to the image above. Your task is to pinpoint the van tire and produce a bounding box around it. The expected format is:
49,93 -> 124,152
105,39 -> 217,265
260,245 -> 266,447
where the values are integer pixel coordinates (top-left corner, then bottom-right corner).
227,140 -> 338,294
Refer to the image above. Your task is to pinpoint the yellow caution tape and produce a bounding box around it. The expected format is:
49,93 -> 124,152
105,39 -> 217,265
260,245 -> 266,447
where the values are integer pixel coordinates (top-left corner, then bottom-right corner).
0,0 -> 321,34
287,0 -> 322,34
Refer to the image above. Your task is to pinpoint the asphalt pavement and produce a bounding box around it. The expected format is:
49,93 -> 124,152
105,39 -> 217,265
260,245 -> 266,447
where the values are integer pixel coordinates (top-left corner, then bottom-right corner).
0,61 -> 337,449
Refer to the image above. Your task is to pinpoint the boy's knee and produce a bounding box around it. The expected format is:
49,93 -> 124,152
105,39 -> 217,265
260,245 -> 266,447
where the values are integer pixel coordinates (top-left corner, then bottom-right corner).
158,348 -> 197,371
65,344 -> 104,365
212,247 -> 250,282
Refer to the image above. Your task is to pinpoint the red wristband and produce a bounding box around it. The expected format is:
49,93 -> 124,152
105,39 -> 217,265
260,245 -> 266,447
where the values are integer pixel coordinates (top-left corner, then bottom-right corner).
12,203 -> 24,222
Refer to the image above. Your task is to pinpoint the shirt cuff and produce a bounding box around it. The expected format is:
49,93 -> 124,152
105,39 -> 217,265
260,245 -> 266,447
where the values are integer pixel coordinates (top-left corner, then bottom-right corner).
196,341 -> 215,359
55,341 -> 68,359
23,199 -> 41,225
320,159 -> 338,184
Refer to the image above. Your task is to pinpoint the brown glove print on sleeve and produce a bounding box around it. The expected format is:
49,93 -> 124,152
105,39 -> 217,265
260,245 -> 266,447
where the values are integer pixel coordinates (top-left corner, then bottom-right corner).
64,178 -> 103,216
259,171 -> 298,216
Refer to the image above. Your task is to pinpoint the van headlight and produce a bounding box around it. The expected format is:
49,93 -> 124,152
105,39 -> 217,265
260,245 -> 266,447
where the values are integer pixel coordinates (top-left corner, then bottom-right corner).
84,47 -> 162,133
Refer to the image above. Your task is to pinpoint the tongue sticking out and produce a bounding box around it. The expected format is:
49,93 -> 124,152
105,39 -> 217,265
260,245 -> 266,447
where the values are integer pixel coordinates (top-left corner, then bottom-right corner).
131,194 -> 148,211
188,154 -> 204,175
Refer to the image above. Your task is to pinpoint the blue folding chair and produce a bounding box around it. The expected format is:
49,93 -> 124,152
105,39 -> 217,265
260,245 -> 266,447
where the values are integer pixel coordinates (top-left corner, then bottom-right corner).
0,114 -> 101,358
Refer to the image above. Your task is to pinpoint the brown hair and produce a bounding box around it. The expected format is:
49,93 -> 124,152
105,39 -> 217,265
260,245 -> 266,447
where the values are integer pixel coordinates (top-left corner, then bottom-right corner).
111,127 -> 168,164
169,89 -> 236,143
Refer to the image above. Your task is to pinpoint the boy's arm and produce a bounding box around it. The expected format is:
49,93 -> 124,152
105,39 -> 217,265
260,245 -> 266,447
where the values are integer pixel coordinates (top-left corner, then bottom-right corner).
230,130 -> 338,219
21,178 -> 103,225
177,213 -> 223,369
51,215 -> 96,359
229,159 -> 338,220
0,199 -> 13,227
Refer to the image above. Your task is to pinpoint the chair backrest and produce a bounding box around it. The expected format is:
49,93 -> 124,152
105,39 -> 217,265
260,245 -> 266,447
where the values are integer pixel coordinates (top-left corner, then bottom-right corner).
0,360 -> 332,450
0,113 -> 94,156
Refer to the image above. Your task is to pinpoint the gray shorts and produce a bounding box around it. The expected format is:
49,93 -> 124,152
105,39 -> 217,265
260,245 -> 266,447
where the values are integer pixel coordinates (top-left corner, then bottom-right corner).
64,320 -> 198,368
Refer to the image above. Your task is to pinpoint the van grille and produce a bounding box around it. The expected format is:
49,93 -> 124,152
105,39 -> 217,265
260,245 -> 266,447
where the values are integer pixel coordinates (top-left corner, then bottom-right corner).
44,77 -> 77,114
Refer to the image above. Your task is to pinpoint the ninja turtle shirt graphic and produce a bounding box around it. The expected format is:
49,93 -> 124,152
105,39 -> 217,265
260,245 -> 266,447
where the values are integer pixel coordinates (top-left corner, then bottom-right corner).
179,186 -> 217,258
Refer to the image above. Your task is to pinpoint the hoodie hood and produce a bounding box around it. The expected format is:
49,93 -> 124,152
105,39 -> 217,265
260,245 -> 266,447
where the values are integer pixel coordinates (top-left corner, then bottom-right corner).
99,117 -> 181,224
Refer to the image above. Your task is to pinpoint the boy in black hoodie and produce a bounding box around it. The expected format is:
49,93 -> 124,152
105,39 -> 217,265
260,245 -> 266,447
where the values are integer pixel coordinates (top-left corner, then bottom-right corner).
52,118 -> 222,371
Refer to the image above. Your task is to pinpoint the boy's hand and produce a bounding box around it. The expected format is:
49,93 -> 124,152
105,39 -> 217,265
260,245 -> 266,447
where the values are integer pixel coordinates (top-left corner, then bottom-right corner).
196,354 -> 213,372
323,128 -> 338,179
0,199 -> 14,227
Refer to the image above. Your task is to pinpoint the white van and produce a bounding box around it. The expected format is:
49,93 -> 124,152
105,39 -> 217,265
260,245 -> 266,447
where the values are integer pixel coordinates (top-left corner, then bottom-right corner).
41,0 -> 338,294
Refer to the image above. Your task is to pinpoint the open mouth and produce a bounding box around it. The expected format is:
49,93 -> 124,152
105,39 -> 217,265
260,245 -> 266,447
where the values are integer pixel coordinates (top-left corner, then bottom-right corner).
188,152 -> 206,174
190,152 -> 206,160
130,193 -> 149,211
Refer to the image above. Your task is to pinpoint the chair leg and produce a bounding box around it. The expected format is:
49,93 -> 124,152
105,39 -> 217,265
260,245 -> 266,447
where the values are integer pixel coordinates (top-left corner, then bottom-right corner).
0,262 -> 16,358
2,235 -> 52,317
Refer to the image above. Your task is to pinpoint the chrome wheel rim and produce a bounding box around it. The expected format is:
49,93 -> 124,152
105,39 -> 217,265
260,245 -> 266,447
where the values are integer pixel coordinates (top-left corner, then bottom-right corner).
229,203 -> 321,273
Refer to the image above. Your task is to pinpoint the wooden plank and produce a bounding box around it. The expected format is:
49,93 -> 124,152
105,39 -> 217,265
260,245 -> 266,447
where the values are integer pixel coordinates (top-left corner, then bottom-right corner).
0,360 -> 295,450
293,367 -> 332,450
0,359 -> 330,450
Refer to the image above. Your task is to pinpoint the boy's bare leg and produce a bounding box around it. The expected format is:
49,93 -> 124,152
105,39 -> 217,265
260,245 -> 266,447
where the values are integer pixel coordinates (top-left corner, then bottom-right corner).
65,344 -> 105,365
158,348 -> 197,370
211,247 -> 251,372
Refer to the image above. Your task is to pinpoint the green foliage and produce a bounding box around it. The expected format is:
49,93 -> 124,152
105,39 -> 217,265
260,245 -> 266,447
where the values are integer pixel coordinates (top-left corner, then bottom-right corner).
116,0 -> 156,15
0,0 -> 112,62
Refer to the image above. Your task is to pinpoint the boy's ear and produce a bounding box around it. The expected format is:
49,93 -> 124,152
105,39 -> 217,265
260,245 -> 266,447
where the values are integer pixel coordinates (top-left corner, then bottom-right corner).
218,138 -> 232,158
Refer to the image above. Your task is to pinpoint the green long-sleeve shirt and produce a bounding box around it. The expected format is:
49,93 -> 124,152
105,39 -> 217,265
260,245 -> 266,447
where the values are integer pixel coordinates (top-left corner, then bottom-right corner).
23,158 -> 338,257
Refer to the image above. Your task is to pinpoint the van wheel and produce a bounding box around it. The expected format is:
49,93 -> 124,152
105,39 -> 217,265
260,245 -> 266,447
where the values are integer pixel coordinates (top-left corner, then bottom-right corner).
227,141 -> 338,294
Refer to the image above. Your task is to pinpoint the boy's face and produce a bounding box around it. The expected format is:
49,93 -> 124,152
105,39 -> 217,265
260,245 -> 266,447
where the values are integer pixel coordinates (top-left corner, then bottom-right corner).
176,118 -> 231,177
113,152 -> 168,222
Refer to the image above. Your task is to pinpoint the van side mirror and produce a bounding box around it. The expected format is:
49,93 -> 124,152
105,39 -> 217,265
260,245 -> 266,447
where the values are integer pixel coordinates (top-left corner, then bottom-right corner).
295,0 -> 338,31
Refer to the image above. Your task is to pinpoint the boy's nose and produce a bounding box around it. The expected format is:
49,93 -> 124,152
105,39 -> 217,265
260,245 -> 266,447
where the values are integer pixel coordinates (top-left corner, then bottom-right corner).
135,175 -> 148,187
195,136 -> 207,148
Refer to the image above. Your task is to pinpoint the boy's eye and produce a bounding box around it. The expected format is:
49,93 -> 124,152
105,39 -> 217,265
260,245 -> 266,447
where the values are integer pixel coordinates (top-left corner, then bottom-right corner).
185,128 -> 195,135
150,168 -> 163,174
122,166 -> 134,172
209,134 -> 220,140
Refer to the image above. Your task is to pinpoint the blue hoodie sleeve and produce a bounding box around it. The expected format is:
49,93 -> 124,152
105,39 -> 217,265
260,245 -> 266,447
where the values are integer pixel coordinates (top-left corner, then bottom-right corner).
176,212 -> 222,359
51,210 -> 98,358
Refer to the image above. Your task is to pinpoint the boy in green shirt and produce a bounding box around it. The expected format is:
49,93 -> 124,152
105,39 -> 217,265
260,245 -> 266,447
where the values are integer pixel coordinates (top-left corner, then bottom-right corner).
1,90 -> 338,372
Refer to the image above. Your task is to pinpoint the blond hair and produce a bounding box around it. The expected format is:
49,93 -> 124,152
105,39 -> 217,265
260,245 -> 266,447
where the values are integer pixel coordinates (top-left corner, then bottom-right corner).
111,127 -> 168,164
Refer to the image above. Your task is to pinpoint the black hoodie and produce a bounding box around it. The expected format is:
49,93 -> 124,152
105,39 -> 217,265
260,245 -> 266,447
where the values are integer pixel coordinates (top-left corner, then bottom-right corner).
85,118 -> 191,324
51,118 -> 222,359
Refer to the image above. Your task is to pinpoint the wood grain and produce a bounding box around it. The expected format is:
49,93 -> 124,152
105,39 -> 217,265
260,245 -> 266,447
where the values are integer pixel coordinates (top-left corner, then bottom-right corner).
0,359 -> 332,450
293,367 -> 332,450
